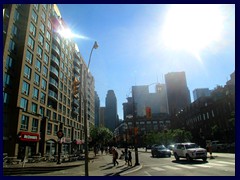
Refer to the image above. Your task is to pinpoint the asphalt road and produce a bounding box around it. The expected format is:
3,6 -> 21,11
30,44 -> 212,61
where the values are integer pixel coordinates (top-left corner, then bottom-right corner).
126,150 -> 235,176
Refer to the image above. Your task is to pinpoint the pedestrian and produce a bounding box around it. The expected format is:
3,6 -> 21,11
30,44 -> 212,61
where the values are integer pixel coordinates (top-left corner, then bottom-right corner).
112,148 -> 119,166
124,149 -> 128,165
100,146 -> 104,155
128,150 -> 132,166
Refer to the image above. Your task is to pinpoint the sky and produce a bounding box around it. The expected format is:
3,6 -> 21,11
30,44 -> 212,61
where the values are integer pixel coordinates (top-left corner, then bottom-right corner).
57,4 -> 235,120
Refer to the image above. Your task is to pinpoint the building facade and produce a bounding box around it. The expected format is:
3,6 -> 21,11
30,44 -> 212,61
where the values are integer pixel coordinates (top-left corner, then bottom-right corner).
3,4 -> 95,159
105,90 -> 118,132
94,91 -> 100,127
165,72 -> 191,116
193,88 -> 211,101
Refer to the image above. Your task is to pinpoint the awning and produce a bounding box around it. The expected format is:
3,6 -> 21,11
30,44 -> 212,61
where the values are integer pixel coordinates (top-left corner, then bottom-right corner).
18,132 -> 40,142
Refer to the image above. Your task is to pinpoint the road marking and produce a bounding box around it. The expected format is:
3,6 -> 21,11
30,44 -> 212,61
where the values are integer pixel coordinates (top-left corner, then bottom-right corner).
144,171 -> 152,176
151,167 -> 166,171
174,164 -> 196,169
209,163 -> 228,167
162,165 -> 181,170
192,164 -> 212,168
217,161 -> 235,165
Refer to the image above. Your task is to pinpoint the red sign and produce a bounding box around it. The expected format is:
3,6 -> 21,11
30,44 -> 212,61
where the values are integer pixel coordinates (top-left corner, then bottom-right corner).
18,132 -> 39,142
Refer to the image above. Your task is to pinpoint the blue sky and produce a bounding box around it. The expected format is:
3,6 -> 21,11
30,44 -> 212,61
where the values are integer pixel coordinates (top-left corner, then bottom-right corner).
57,4 -> 235,120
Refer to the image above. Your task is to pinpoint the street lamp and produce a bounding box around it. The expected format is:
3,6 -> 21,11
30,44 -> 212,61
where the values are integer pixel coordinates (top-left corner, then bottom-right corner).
132,89 -> 140,166
84,41 -> 98,176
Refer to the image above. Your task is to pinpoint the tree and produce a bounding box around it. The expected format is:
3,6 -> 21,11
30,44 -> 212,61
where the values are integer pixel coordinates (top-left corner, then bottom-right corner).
90,126 -> 113,147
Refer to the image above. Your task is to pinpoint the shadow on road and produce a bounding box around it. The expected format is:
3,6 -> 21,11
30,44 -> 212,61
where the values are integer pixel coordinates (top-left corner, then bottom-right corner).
172,159 -> 209,164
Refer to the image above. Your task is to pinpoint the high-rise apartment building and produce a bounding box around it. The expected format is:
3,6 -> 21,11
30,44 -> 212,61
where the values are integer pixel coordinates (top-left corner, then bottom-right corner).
3,4 -> 95,158
94,91 -> 100,127
193,88 -> 211,101
165,72 -> 191,115
105,90 -> 118,132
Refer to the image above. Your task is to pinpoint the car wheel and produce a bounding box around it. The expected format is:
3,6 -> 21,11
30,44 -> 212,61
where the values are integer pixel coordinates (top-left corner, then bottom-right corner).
202,158 -> 207,162
186,154 -> 192,161
174,153 -> 179,161
152,153 -> 155,158
168,154 -> 171,157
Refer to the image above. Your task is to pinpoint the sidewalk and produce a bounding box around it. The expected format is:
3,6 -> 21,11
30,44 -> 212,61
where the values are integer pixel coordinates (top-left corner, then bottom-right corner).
3,150 -> 142,176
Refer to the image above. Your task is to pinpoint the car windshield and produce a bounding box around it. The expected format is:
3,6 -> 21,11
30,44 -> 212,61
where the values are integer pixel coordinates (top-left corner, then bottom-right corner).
156,145 -> 166,149
185,143 -> 199,149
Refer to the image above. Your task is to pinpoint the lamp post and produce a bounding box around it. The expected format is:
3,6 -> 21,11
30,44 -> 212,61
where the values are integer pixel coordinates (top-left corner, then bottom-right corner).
132,88 -> 140,166
84,41 -> 98,176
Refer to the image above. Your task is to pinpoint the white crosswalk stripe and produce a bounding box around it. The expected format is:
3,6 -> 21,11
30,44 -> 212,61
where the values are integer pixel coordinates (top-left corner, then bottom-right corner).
148,161 -> 235,173
162,165 -> 181,170
151,167 -> 166,171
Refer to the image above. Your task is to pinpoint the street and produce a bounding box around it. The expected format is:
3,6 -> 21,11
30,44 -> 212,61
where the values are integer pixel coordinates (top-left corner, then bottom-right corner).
19,148 -> 235,176
126,149 -> 235,176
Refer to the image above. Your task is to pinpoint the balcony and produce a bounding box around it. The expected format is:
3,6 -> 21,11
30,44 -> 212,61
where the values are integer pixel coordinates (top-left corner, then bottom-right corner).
50,65 -> 59,77
48,90 -> 58,101
51,54 -> 60,67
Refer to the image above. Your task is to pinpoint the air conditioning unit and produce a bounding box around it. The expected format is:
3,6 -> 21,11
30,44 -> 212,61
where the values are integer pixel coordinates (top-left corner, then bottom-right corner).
24,91 -> 27,95
34,81 -> 39,85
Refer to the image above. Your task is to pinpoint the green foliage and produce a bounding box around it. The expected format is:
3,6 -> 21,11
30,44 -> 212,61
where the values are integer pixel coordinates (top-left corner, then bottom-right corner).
144,129 -> 192,146
89,126 -> 113,146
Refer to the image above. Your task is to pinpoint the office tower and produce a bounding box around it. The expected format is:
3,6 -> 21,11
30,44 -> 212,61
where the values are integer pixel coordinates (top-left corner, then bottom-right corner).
165,72 -> 191,115
94,91 -> 100,127
105,90 -> 118,132
3,4 -> 95,158
193,88 -> 211,101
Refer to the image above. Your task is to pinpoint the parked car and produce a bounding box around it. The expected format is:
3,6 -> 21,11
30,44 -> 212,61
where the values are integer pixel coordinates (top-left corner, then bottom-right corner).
211,141 -> 227,152
151,145 -> 171,158
173,142 -> 207,162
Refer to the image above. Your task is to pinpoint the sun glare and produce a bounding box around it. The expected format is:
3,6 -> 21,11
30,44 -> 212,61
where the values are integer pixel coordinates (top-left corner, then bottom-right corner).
162,4 -> 224,62
58,27 -> 89,40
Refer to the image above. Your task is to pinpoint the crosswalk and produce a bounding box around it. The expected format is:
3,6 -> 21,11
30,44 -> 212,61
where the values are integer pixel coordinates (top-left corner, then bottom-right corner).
146,161 -> 235,172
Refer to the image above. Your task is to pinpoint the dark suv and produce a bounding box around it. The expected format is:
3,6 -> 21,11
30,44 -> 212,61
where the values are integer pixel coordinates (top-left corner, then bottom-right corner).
151,145 -> 171,158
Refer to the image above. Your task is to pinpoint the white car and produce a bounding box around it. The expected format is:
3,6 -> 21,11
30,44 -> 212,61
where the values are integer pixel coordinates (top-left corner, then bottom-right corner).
173,143 -> 207,162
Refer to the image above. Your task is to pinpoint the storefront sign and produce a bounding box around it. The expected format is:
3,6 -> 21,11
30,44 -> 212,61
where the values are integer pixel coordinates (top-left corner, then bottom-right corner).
18,132 -> 39,142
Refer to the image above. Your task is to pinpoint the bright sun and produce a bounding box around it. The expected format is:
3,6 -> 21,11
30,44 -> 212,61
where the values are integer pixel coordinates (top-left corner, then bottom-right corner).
162,4 -> 224,62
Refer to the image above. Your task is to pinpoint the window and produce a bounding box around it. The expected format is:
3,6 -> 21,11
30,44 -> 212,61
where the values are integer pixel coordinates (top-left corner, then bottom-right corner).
45,42 -> 50,52
27,36 -> 35,50
43,53 -> 49,65
30,22 -> 36,36
32,87 -> 39,100
31,102 -> 38,113
47,20 -> 52,30
58,115 -> 61,122
26,50 -> 33,64
22,81 -> 30,95
32,118 -> 38,132
53,112 -> 57,121
38,33 -> 44,46
14,10 -> 20,21
41,78 -> 47,90
35,59 -> 41,72
11,24 -> 18,36
47,109 -> 51,119
43,66 -> 48,77
31,9 -> 38,23
46,31 -> 51,41
33,4 -> 39,10
47,123 -> 52,135
20,115 -> 29,130
34,73 -> 40,86
40,22 -> 45,34
4,73 -> 11,87
39,106 -> 45,117
3,92 -> 10,104
9,39 -> 16,53
20,98 -> 28,111
54,125 -> 58,135
41,11 -> 46,22
5,56 -> 13,69
24,65 -> 31,80
40,92 -> 46,103
37,46 -> 43,58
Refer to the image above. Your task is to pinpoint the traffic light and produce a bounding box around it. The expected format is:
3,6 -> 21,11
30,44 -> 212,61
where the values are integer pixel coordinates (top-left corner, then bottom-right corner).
146,107 -> 152,119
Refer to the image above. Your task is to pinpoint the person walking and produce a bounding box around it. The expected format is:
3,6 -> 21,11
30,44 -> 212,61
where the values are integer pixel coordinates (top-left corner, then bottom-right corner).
112,148 -> 119,166
124,149 -> 128,165
128,150 -> 132,166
